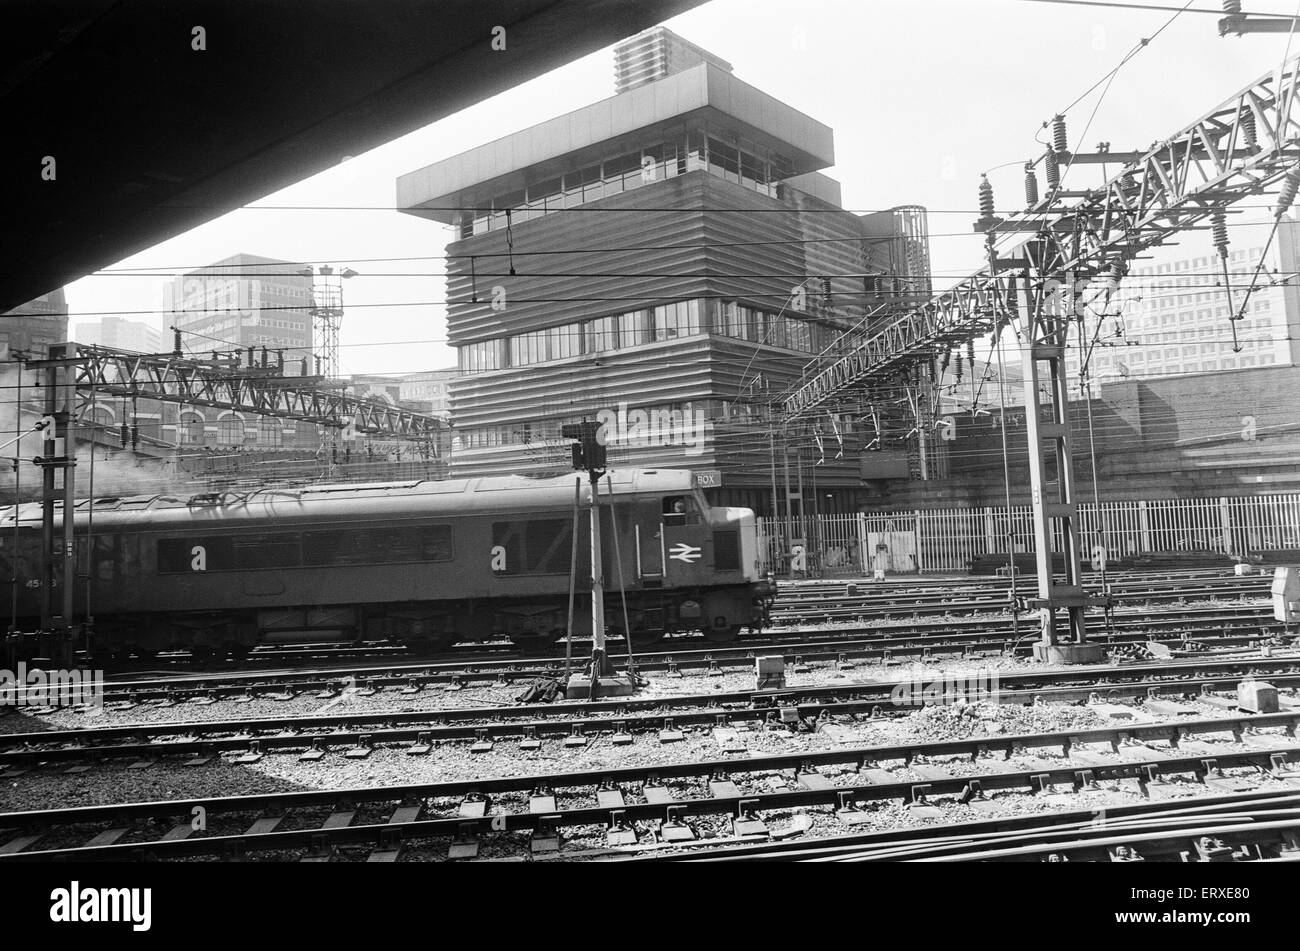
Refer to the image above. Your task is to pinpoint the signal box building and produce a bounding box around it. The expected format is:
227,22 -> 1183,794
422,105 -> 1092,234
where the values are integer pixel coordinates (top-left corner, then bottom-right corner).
397,28 -> 931,513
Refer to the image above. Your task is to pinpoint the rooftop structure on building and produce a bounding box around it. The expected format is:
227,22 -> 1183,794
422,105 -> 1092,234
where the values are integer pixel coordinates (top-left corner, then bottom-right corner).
396,28 -> 931,513
613,26 -> 733,94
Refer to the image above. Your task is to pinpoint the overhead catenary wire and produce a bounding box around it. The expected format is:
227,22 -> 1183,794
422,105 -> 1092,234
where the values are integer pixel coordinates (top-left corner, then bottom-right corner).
1227,2 -> 1300,331
70,212 -> 1287,276
17,23 -> 1299,500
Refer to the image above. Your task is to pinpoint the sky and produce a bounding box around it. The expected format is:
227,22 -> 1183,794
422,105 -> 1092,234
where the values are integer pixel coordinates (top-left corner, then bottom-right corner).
63,0 -> 1299,376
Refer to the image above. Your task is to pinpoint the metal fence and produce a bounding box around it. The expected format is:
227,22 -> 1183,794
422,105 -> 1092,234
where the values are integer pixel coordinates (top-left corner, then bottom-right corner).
756,493 -> 1300,576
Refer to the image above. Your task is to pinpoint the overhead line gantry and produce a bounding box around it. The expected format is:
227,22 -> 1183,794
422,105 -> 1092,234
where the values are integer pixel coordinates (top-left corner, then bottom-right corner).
783,52 -> 1300,662
14,340 -> 447,647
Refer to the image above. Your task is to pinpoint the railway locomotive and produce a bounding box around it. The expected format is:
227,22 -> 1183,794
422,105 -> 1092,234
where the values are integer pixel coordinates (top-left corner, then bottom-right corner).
0,468 -> 773,660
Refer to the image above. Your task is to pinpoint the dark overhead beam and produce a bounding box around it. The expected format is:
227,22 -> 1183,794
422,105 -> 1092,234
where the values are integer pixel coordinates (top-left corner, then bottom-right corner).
0,0 -> 707,312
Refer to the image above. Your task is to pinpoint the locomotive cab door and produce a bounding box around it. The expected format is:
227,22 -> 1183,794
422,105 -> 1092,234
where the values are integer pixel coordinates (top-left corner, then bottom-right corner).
634,496 -> 704,584
660,494 -> 704,576
634,499 -> 665,583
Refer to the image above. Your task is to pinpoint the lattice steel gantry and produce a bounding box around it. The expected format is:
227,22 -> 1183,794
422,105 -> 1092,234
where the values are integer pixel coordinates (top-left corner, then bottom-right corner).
300,264 -> 358,470
784,51 -> 1300,662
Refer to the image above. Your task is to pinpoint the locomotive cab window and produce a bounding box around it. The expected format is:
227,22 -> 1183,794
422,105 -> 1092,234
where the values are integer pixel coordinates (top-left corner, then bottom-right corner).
662,495 -> 699,526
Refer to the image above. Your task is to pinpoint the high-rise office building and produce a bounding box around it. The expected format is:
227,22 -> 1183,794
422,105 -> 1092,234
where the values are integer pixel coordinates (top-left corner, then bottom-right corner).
397,29 -> 930,512
1078,215 -> 1300,384
150,254 -> 315,449
165,253 -> 313,366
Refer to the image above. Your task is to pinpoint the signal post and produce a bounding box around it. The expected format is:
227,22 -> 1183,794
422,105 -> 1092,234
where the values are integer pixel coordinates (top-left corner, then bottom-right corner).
561,420 -> 635,700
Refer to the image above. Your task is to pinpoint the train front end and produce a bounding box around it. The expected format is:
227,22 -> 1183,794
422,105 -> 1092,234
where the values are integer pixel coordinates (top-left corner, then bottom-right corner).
704,502 -> 775,633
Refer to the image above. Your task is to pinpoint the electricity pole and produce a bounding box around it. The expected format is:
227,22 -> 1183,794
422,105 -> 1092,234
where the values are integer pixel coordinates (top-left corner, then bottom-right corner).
30,344 -> 78,663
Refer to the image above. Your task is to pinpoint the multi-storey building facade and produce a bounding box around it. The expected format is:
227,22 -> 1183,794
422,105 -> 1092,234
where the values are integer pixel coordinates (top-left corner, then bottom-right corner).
397,29 -> 930,513
396,369 -> 458,417
165,253 -> 313,366
348,369 -> 457,417
73,316 -> 163,354
1079,215 -> 1300,383
101,254 -> 321,450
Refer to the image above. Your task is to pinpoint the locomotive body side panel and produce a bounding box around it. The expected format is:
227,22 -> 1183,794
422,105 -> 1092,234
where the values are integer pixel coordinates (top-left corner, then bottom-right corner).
0,469 -> 769,653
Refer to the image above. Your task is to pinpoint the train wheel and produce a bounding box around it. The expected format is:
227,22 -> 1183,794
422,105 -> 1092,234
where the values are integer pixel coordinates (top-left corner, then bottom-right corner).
703,624 -> 741,644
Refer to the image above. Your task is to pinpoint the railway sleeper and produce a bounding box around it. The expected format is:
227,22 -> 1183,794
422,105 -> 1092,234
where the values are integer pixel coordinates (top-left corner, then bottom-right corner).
4,750 -> 1300,861
596,782 -> 625,809
659,805 -> 695,843
300,740 -> 325,762
367,827 -> 404,863
732,799 -> 767,837
344,736 -> 373,760
531,816 -> 561,854
459,794 -> 489,819
449,822 -> 479,860
606,810 -> 638,847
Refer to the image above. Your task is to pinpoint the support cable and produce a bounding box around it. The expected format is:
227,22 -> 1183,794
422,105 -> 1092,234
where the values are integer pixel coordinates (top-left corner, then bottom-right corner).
993,320 -> 1022,641
563,476 -> 580,682
603,475 -> 639,679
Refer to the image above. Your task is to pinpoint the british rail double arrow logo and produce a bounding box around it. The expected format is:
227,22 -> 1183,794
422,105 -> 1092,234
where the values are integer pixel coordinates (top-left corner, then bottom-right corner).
669,543 -> 702,563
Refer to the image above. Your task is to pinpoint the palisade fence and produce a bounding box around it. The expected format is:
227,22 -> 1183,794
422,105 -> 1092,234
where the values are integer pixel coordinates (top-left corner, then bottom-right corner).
755,494 -> 1300,577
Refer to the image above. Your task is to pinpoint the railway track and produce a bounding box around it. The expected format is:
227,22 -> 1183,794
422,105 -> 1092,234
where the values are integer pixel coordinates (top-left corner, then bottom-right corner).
104,601 -> 1277,686
771,581 -> 1270,624
777,568 -> 1269,597
5,654 -> 1300,771
621,788 -> 1300,862
781,564 -> 1268,591
3,708 -> 1298,861
82,568 -> 1272,674
56,601 -> 1282,706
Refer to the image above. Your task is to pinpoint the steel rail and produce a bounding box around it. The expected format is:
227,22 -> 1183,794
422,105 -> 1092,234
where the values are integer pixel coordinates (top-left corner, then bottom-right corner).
4,669 -> 1299,767
916,815 -> 1300,863
2,735 -> 1296,861
76,604 -> 1282,702
623,789 -> 1300,861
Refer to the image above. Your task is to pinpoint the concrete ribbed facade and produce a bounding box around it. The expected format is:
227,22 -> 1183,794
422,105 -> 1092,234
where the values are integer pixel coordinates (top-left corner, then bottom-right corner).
398,37 -> 930,514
